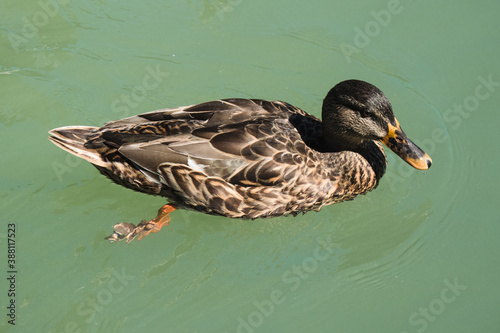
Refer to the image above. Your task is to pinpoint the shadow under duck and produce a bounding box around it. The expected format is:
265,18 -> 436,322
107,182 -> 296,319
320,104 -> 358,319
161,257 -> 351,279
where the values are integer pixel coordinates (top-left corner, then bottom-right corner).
49,79 -> 432,243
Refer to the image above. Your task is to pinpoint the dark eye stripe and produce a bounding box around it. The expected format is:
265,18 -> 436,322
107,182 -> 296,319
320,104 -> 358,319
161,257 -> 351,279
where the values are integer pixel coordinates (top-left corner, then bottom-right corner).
352,107 -> 371,118
359,110 -> 370,118
344,102 -> 369,116
339,95 -> 372,118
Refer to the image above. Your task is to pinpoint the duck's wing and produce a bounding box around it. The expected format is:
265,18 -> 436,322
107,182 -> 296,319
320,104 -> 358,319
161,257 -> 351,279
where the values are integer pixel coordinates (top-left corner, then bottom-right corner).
101,98 -> 297,128
93,98 -> 319,188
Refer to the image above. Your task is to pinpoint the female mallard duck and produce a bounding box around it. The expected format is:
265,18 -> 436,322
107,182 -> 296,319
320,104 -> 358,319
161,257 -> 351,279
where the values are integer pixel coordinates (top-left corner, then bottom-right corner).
49,80 -> 431,243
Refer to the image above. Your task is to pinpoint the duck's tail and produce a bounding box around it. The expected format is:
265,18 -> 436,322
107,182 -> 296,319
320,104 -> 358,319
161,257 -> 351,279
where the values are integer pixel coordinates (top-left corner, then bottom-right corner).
48,126 -> 108,167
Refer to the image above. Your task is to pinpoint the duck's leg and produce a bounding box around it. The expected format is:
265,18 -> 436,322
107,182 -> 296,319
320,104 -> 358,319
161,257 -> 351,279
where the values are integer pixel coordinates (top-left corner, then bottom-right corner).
105,204 -> 177,244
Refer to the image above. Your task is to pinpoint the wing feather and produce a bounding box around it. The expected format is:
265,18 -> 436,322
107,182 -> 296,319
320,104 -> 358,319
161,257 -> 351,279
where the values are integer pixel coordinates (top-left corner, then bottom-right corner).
92,98 -> 325,196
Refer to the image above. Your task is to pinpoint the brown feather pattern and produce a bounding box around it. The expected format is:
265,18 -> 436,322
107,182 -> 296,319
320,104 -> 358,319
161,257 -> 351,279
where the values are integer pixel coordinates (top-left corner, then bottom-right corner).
49,97 -> 388,219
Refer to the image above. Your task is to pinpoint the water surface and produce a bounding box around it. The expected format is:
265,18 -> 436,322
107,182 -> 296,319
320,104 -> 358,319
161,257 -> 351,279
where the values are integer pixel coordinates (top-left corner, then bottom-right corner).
1,1 -> 499,332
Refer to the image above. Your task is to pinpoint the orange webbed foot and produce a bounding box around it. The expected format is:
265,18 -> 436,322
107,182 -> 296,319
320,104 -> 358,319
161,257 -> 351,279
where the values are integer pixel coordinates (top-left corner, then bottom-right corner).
105,204 -> 177,244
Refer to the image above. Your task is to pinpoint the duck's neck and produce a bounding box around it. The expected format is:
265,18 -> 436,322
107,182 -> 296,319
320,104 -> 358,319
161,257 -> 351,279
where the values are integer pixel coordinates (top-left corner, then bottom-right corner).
322,131 -> 369,153
323,132 -> 387,181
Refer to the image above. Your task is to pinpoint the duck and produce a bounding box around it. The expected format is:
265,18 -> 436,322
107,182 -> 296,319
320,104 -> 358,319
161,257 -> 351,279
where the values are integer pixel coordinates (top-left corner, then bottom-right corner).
49,79 -> 432,243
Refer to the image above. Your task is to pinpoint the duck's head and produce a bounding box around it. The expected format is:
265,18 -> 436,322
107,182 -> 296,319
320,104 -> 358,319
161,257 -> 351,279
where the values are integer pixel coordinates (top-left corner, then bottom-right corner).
322,79 -> 432,170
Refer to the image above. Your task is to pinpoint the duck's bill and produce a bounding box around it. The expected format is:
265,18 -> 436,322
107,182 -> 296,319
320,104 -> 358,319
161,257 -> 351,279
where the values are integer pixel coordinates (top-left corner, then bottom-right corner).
381,119 -> 432,170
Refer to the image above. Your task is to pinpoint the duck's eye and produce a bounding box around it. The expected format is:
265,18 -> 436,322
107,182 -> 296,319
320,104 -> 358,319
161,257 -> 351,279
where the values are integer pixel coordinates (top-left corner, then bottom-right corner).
345,102 -> 370,118
359,110 -> 371,118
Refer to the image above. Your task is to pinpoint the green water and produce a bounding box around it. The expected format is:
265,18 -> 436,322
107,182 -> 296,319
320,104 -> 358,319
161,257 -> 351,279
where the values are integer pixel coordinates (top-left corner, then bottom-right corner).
1,1 -> 499,332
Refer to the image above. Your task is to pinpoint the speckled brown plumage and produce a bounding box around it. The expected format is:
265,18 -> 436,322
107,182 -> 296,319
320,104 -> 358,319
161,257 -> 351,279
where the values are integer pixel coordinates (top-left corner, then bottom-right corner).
49,80 -> 432,241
